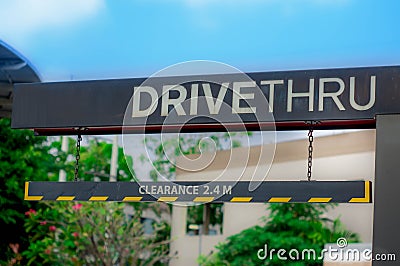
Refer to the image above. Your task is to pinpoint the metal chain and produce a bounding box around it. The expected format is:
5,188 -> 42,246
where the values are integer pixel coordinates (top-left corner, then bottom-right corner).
307,126 -> 314,181
74,135 -> 82,182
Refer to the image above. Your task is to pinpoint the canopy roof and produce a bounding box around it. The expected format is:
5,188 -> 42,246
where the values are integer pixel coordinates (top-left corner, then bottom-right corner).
0,40 -> 40,118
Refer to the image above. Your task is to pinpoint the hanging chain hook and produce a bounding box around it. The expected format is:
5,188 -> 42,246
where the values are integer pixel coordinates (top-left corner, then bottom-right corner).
74,134 -> 82,182
307,126 -> 314,181
305,121 -> 319,181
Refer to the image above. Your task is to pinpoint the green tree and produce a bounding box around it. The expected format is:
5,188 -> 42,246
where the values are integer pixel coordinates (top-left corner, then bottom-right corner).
0,118 -> 58,264
23,202 -> 171,266
199,203 -> 360,266
20,135 -> 171,265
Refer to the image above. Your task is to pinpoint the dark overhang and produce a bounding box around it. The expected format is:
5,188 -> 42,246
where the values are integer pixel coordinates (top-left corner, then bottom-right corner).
0,40 -> 40,118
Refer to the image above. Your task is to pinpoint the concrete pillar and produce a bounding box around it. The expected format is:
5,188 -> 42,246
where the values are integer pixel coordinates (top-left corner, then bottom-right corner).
58,136 -> 68,181
373,115 -> 400,265
110,135 -> 118,182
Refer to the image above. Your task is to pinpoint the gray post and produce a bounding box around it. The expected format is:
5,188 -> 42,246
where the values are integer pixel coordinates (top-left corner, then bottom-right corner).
109,135 -> 118,182
373,114 -> 400,265
58,136 -> 69,181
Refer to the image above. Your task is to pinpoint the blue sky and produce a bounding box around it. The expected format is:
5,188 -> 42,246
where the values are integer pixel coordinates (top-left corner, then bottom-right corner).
1,0 -> 399,81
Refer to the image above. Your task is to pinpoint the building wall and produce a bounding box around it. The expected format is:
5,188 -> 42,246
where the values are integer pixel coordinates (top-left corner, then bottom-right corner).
169,130 -> 375,266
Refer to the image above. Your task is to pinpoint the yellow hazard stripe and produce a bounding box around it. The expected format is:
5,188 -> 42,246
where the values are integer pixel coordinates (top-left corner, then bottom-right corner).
230,197 -> 252,202
193,197 -> 214,202
268,197 -> 291,203
349,181 -> 371,203
123,196 -> 143,202
308,197 -> 332,203
56,196 -> 75,201
89,196 -> 108,201
24,182 -> 43,201
158,196 -> 178,202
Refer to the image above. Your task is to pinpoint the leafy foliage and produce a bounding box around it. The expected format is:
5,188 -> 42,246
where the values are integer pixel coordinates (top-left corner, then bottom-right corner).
0,118 -> 58,264
1,118 -> 166,265
23,202 -> 171,266
19,137 -> 170,265
199,203 -> 360,266
23,202 -> 169,265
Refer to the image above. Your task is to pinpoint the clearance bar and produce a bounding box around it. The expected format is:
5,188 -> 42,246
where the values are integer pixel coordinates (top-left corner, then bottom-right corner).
24,181 -> 372,203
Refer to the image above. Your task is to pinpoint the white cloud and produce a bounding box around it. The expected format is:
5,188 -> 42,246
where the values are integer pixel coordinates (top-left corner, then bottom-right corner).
0,0 -> 104,38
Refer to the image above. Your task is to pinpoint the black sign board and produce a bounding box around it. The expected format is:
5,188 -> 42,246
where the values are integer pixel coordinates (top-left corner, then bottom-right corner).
12,65 -> 400,134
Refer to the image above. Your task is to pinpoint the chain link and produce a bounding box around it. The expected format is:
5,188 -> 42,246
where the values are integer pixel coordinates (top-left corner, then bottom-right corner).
74,135 -> 82,182
307,127 -> 314,181
305,121 -> 320,181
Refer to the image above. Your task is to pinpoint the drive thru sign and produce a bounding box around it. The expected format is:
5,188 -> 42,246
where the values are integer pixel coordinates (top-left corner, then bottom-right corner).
12,65 -> 399,134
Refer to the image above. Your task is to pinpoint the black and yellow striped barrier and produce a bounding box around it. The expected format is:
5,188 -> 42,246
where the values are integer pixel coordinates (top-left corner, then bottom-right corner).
24,181 -> 372,203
